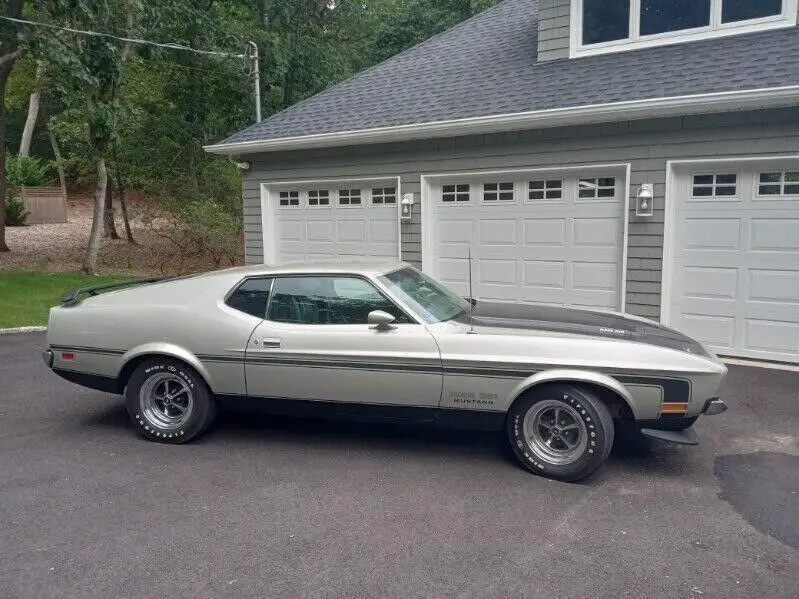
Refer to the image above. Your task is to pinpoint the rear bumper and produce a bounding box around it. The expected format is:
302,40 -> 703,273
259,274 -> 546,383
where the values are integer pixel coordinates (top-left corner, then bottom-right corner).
42,348 -> 54,368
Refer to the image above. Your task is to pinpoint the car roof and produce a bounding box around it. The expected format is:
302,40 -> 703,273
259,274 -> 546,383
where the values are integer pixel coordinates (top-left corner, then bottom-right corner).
204,259 -> 409,280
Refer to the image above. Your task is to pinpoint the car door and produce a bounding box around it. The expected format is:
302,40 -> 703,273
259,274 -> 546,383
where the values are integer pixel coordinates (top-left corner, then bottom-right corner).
245,274 -> 443,412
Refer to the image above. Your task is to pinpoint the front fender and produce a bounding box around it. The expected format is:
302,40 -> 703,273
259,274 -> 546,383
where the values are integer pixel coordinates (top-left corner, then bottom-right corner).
506,369 -> 639,419
119,343 -> 215,391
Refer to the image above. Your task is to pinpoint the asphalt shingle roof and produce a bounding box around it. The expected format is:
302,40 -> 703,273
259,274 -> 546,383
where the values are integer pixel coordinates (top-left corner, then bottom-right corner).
222,0 -> 799,145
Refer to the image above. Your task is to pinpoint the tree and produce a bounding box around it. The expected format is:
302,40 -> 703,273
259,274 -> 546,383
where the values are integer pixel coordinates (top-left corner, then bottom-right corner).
0,0 -> 25,253
41,1 -> 130,273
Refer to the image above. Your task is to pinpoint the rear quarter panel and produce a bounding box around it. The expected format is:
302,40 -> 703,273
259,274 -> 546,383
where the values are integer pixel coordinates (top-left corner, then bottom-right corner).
47,275 -> 260,394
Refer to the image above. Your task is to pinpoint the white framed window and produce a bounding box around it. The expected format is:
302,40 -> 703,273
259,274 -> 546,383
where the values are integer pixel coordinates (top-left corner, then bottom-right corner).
278,190 -> 300,207
528,179 -> 563,201
572,0 -> 797,57
441,183 -> 470,203
757,171 -> 799,196
338,188 -> 362,206
578,177 -> 616,199
308,189 -> 330,207
691,173 -> 738,198
371,186 -> 397,205
482,182 -> 515,203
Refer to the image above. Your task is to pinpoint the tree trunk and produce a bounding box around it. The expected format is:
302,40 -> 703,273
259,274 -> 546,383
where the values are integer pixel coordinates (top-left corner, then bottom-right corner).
47,119 -> 67,196
19,61 -> 44,158
0,73 -> 10,252
117,178 -> 135,244
83,157 -> 107,274
0,0 -> 25,252
103,175 -> 119,239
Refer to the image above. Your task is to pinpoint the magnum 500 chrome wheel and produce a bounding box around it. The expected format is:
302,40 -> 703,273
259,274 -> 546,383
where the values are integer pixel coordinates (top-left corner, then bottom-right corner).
507,384 -> 615,482
139,372 -> 194,430
125,359 -> 216,444
523,400 -> 588,466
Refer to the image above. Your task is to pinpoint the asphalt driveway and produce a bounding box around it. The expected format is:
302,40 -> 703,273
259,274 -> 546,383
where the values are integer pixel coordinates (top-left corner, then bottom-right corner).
1,332 -> 797,598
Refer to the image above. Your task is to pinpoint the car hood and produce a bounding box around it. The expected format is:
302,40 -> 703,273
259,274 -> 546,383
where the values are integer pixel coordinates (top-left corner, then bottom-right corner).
452,302 -> 709,357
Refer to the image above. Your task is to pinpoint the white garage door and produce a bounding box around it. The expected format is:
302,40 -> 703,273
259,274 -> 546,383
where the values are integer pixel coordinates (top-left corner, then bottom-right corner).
426,169 -> 626,310
264,181 -> 400,263
667,163 -> 799,363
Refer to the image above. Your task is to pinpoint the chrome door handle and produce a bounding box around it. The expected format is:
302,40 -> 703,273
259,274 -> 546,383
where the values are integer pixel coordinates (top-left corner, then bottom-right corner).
256,337 -> 281,348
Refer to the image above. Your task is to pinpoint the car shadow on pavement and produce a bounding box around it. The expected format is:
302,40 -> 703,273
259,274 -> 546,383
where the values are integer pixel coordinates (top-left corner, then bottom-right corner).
82,399 -> 690,480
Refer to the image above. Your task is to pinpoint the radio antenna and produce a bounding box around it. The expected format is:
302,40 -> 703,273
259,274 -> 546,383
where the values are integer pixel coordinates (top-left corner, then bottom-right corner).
467,245 -> 476,335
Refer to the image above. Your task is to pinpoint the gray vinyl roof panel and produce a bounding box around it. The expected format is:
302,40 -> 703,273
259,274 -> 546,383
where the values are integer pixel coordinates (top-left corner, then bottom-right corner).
222,0 -> 799,145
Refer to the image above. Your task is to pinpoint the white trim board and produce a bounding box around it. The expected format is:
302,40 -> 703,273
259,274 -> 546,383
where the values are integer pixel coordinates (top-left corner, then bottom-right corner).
205,86 -> 799,156
421,163 -> 631,313
259,176 -> 402,264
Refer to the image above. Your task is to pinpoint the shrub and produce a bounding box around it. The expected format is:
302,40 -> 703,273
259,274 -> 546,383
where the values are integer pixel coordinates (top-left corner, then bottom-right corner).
4,195 -> 30,226
5,155 -> 54,188
142,197 -> 243,274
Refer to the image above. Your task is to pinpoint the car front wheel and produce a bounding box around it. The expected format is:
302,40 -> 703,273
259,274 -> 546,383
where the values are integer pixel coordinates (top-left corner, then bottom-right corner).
125,358 -> 216,443
507,384 -> 614,482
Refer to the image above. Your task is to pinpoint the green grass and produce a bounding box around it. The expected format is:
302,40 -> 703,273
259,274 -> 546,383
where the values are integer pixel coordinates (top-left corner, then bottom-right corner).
0,272 -> 130,328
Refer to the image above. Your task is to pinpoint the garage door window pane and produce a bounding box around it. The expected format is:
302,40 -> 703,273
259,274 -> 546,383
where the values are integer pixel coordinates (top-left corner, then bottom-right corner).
483,182 -> 514,202
578,177 -> 616,199
339,189 -> 362,206
279,191 -> 300,207
442,184 -> 470,203
308,190 -> 330,206
692,174 -> 737,198
268,276 -> 410,324
528,179 -> 562,200
758,171 -> 799,196
582,0 -> 630,44
722,0 -> 782,23
372,186 -> 397,204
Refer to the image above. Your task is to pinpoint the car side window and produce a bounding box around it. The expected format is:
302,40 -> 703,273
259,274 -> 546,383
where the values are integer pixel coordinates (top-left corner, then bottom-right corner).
267,276 -> 412,325
225,277 -> 273,318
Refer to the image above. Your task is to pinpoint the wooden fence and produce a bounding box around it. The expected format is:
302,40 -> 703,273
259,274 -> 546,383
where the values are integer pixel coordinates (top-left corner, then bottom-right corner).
21,187 -> 68,224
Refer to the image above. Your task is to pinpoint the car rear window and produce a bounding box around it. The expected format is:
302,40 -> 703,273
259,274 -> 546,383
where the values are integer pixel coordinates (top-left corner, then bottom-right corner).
225,277 -> 273,318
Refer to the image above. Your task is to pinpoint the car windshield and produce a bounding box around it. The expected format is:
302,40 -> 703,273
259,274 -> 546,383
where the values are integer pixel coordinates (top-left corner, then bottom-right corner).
379,267 -> 470,324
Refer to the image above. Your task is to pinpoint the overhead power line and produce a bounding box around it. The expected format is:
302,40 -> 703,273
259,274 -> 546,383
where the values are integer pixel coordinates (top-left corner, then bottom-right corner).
0,15 -> 246,59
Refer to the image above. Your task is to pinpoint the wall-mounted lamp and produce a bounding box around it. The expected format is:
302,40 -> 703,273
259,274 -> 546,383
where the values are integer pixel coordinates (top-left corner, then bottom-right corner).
400,193 -> 414,221
635,183 -> 654,217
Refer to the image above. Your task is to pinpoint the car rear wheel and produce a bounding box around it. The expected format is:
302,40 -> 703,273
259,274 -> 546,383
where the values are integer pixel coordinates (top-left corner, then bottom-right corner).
125,358 -> 216,443
507,384 -> 614,482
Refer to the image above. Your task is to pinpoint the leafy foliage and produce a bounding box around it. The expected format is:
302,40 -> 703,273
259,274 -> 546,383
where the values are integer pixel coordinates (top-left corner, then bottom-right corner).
4,194 -> 29,226
5,154 -> 54,188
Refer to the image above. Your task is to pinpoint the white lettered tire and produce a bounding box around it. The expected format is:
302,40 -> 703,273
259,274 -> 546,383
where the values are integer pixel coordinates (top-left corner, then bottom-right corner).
507,384 -> 614,482
125,358 -> 216,444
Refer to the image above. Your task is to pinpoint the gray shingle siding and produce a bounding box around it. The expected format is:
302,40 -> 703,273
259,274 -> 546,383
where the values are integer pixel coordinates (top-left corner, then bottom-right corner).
241,107 -> 799,321
537,0 -> 571,61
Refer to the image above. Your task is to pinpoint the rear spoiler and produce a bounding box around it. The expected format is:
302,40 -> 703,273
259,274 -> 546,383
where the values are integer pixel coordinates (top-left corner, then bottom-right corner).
60,276 -> 173,305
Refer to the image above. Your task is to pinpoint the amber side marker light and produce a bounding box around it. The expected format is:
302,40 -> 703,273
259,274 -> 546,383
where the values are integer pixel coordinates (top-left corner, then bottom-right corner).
661,402 -> 689,415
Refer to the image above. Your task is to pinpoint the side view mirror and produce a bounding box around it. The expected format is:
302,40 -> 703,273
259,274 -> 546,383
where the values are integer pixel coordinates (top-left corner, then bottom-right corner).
367,310 -> 397,331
